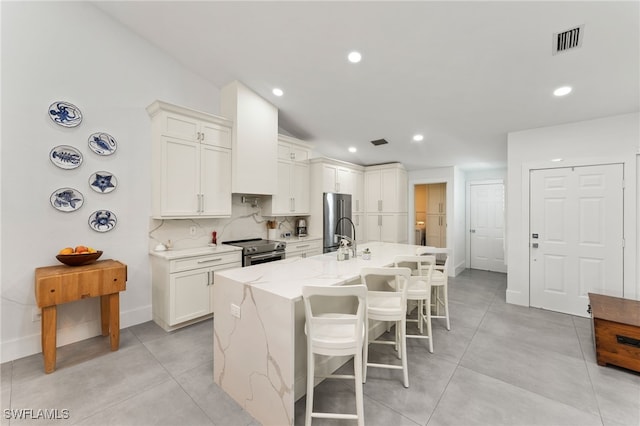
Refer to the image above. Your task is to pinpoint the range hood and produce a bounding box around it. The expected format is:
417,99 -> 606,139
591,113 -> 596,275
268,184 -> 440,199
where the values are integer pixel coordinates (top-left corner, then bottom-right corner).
220,81 -> 278,195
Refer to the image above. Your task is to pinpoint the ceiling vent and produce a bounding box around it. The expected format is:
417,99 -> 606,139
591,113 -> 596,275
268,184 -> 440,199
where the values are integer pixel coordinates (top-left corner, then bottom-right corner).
370,138 -> 389,146
553,25 -> 584,55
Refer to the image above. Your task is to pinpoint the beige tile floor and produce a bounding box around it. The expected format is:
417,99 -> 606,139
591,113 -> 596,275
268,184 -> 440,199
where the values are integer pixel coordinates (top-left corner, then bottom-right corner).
2,269 -> 639,426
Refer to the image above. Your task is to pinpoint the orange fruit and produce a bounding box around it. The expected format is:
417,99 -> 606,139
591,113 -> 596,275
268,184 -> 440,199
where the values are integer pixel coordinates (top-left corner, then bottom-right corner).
87,247 -> 97,253
59,247 -> 74,255
75,245 -> 89,254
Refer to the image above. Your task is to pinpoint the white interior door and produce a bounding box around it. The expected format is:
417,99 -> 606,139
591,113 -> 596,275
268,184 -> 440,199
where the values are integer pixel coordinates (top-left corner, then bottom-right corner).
470,183 -> 506,272
529,164 -> 624,317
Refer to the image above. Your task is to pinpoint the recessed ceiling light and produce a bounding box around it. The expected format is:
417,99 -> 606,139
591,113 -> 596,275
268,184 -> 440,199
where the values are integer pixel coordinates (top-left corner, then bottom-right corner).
348,147 -> 357,153
347,51 -> 362,63
551,158 -> 564,162
272,88 -> 284,97
553,86 -> 572,97
412,134 -> 424,142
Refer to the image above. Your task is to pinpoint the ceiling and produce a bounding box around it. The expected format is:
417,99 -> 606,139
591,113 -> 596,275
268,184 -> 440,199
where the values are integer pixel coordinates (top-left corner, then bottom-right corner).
93,1 -> 639,171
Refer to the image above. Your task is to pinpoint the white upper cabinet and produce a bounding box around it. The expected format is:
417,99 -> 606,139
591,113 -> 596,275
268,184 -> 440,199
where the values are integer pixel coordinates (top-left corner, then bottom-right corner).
364,163 -> 407,213
264,135 -> 312,216
322,163 -> 354,194
147,101 -> 232,218
221,81 -> 278,195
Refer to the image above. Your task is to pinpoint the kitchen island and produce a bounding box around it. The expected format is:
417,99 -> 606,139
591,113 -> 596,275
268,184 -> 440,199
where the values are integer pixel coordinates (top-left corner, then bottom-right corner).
213,241 -> 423,426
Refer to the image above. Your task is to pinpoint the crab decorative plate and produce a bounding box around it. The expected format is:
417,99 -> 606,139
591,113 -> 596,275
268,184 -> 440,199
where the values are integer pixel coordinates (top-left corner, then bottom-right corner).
89,209 -> 117,233
88,132 -> 117,156
48,101 -> 82,128
89,171 -> 117,194
49,145 -> 83,169
50,187 -> 84,212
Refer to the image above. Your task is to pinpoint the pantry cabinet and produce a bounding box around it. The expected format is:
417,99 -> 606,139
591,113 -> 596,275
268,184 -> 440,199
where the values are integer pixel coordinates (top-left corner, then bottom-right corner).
364,163 -> 407,213
147,101 -> 232,218
150,248 -> 242,331
364,163 -> 407,243
264,135 -> 312,216
365,213 -> 408,243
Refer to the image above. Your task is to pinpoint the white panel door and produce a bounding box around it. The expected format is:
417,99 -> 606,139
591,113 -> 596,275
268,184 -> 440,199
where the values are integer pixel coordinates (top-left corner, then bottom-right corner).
470,183 -> 506,272
530,164 -> 623,317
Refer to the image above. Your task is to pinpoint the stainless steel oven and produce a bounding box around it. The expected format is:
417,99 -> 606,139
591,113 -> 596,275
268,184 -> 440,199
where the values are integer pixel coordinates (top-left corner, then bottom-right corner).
244,250 -> 286,266
222,238 -> 286,267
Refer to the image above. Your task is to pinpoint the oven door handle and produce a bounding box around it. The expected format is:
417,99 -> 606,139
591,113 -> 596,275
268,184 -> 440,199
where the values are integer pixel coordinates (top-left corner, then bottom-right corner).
247,251 -> 284,261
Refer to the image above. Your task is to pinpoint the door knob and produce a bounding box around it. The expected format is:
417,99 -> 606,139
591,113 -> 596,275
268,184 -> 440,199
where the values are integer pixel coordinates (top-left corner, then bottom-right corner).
532,243 -> 539,248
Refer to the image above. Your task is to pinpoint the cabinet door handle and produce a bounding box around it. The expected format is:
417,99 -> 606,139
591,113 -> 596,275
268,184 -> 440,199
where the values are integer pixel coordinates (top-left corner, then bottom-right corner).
200,194 -> 205,212
355,216 -> 359,226
378,200 -> 382,212
290,153 -> 295,160
378,215 -> 382,226
336,182 -> 340,192
198,258 -> 222,264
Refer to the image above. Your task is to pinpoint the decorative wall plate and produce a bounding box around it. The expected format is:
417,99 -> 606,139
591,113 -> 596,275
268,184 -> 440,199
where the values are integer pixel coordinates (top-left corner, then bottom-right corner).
88,132 -> 117,156
49,145 -> 83,169
48,101 -> 82,127
89,209 -> 117,232
89,171 -> 117,194
50,187 -> 84,212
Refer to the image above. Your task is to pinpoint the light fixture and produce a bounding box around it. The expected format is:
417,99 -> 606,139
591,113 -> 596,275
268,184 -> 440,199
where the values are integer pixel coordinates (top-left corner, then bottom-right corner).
347,51 -> 362,63
412,134 -> 424,142
551,158 -> 564,162
553,86 -> 572,97
348,146 -> 357,153
272,88 -> 284,97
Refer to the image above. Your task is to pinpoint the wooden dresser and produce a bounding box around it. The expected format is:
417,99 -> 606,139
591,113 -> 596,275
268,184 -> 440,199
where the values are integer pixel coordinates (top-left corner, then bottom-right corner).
589,292 -> 640,373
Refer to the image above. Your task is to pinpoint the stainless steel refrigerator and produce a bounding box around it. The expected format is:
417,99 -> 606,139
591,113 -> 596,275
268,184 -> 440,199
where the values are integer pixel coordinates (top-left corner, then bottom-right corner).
323,192 -> 353,253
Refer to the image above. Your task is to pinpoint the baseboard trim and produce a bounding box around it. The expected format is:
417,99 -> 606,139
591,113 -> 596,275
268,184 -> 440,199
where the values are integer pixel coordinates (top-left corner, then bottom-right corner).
0,305 -> 152,363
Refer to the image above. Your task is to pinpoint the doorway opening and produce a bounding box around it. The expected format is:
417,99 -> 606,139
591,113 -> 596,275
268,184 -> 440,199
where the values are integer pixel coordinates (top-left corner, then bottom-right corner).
414,183 -> 446,247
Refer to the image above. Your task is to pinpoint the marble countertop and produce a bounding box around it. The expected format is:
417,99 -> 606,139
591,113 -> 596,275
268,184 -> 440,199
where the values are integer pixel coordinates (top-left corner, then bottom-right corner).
215,241 -> 422,300
149,244 -> 242,260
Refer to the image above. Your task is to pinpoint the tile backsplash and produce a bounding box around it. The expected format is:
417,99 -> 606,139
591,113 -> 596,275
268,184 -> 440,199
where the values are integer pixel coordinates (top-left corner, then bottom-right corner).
149,195 -> 300,251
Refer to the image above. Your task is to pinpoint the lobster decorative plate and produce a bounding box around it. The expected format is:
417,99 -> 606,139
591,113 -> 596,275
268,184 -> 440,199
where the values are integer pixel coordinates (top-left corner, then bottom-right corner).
88,132 -> 117,156
49,145 -> 83,169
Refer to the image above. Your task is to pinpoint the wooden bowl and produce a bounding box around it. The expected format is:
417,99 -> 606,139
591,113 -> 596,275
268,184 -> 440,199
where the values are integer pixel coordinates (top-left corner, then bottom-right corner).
56,251 -> 103,266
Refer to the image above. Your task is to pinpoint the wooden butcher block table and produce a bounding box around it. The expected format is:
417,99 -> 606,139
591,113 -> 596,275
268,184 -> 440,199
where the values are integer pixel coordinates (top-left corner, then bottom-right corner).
589,292 -> 640,373
35,260 -> 127,373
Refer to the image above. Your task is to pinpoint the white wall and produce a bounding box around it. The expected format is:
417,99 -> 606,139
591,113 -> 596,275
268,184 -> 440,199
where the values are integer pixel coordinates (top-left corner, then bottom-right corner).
0,2 -> 224,362
407,167 -> 465,275
506,113 -> 639,306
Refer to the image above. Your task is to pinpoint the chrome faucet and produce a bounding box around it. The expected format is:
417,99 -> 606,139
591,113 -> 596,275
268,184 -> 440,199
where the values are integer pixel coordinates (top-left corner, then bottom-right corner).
335,217 -> 357,258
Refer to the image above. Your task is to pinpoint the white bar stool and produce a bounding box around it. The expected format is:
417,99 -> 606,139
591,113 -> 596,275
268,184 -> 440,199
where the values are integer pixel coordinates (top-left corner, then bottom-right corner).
302,284 -> 367,426
360,267 -> 411,388
416,247 -> 451,330
394,255 -> 435,353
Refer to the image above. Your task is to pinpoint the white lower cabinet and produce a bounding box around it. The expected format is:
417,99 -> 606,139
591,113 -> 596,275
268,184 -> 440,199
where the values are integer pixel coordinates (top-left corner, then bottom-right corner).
151,250 -> 241,331
285,238 -> 322,259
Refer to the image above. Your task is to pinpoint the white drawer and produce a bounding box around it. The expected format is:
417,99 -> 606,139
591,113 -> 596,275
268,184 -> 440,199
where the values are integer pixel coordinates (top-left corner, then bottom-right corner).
169,251 -> 241,273
285,240 -> 322,254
